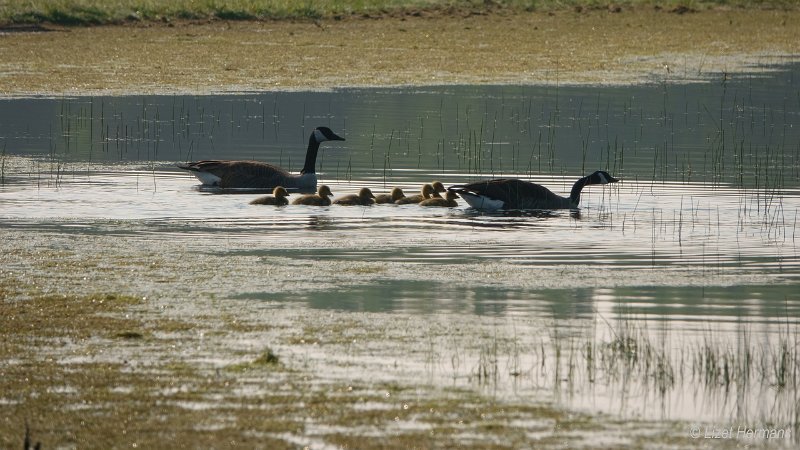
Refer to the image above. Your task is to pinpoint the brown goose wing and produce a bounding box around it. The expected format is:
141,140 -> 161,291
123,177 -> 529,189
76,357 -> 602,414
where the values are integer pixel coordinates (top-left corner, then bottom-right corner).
179,160 -> 292,189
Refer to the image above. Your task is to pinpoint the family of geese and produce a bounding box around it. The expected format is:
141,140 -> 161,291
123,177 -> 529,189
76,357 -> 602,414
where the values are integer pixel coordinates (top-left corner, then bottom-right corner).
177,126 -> 619,211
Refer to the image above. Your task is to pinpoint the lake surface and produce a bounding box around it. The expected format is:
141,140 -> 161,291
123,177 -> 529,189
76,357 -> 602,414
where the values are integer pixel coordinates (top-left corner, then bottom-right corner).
2,63 -> 799,442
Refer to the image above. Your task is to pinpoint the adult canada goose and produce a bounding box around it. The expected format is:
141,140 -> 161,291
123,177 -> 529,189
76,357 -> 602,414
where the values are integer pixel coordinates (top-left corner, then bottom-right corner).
334,188 -> 376,206
176,126 -> 344,190
292,185 -> 334,206
419,190 -> 459,207
448,171 -> 619,211
249,186 -> 290,206
374,187 -> 405,204
395,184 -> 435,205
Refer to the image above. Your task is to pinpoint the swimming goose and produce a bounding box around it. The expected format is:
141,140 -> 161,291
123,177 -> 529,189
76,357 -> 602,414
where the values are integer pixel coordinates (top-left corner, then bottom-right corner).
249,186 -> 290,206
374,187 -> 405,204
334,188 -> 376,206
448,171 -> 619,211
419,191 -> 459,207
176,126 -> 344,190
395,184 -> 435,205
292,185 -> 334,206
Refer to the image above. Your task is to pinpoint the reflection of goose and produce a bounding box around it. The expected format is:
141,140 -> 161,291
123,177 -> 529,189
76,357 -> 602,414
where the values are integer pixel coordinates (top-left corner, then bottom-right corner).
374,187 -> 405,204
249,186 -> 290,206
449,171 -> 619,210
420,191 -> 459,207
334,188 -> 376,206
292,185 -> 334,206
176,126 -> 344,190
395,184 -> 435,205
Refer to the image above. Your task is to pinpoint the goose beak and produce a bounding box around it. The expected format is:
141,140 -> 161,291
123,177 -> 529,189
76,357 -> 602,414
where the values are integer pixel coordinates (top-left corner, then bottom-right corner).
331,132 -> 345,141
608,176 -> 619,183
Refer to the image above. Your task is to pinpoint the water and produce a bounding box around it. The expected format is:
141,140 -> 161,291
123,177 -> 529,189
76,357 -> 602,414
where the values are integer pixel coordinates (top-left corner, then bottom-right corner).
2,63 -> 799,441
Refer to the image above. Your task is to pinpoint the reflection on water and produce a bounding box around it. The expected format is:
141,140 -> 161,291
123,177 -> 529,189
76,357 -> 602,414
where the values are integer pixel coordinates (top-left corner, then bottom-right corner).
1,63 -> 800,438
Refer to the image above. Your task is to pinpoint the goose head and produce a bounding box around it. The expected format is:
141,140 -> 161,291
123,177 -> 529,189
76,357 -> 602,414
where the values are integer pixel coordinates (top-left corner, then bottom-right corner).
587,170 -> 619,185
421,183 -> 435,198
273,186 -> 289,198
358,187 -> 376,200
432,181 -> 446,193
313,127 -> 345,143
318,185 -> 333,197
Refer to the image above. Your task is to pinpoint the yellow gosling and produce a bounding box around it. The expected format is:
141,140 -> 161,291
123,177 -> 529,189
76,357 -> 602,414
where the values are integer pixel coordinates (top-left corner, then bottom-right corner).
291,185 -> 334,206
395,184 -> 435,205
420,190 -> 459,207
334,187 -> 376,206
250,186 -> 290,206
374,187 -> 405,204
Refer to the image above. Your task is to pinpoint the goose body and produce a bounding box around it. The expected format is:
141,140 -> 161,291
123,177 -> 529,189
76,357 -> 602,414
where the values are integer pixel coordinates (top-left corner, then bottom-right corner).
395,184 -> 435,205
176,127 -> 344,191
449,171 -> 618,211
249,186 -> 290,206
292,185 -> 334,206
419,191 -> 459,208
374,187 -> 405,204
334,188 -> 376,206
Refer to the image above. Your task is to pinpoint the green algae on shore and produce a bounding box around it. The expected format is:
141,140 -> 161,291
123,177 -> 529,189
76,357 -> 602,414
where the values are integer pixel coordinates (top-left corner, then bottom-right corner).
0,280 -> 695,449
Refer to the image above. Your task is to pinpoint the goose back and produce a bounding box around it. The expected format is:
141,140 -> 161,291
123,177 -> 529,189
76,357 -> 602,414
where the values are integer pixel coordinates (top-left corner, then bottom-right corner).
177,126 -> 343,191
178,160 -> 313,190
453,179 -> 571,210
450,171 -> 618,210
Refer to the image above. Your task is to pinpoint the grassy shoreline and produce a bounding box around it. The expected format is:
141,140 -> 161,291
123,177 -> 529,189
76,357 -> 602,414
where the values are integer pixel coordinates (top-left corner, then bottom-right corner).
1,0 -> 799,27
1,7 -> 799,96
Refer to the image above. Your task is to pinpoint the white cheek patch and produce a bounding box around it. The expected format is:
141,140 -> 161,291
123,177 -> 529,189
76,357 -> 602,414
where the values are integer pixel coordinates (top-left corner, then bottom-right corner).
314,129 -> 326,143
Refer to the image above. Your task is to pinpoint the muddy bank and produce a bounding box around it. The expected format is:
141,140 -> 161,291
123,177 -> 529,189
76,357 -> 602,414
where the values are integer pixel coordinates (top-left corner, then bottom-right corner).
1,8 -> 799,96
1,240 -> 694,449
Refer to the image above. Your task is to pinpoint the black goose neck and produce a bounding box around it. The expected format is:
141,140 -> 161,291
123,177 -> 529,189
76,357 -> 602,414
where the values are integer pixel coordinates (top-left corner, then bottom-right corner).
569,176 -> 590,205
301,134 -> 320,174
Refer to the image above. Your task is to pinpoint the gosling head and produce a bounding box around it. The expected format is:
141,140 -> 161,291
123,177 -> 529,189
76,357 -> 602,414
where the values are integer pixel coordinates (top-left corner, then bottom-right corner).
432,181 -> 446,193
587,170 -> 619,185
273,186 -> 289,198
390,187 -> 405,200
358,187 -> 375,200
445,191 -> 458,201
318,185 -> 333,197
313,126 -> 345,143
421,183 -> 435,198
